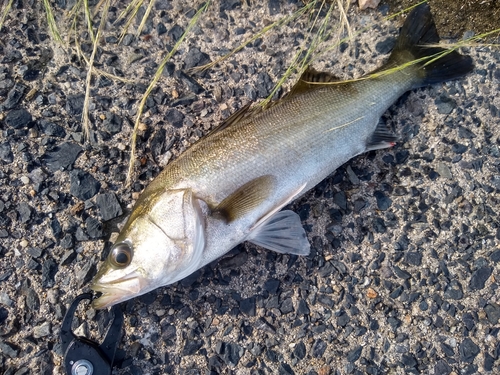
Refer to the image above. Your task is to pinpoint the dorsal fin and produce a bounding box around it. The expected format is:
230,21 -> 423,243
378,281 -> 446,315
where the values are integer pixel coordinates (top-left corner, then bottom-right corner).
287,67 -> 340,98
211,103 -> 253,134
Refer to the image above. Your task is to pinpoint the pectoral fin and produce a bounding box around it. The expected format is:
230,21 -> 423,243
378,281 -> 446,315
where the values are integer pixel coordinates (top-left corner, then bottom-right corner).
214,175 -> 276,222
246,210 -> 310,256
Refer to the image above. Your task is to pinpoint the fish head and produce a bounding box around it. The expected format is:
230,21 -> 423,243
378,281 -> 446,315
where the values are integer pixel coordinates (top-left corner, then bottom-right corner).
91,189 -> 206,309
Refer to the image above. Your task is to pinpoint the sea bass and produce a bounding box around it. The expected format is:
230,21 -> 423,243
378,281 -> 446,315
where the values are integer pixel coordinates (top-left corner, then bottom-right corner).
91,4 -> 473,309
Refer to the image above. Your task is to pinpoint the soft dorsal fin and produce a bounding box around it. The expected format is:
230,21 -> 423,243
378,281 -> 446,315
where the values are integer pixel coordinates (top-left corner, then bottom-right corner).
287,67 -> 340,98
214,175 -> 276,222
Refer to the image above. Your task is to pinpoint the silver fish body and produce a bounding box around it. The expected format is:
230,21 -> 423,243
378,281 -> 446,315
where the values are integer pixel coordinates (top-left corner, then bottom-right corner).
91,4 -> 473,309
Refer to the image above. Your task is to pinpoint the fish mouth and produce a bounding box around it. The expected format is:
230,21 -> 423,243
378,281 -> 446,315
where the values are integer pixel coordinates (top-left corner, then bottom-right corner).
90,271 -> 145,309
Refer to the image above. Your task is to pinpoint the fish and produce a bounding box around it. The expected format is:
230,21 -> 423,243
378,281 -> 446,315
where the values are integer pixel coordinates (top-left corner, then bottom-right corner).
90,4 -> 473,309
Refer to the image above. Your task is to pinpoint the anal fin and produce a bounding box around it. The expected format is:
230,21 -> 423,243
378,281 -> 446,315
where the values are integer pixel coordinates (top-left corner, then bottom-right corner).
246,210 -> 310,256
366,120 -> 399,151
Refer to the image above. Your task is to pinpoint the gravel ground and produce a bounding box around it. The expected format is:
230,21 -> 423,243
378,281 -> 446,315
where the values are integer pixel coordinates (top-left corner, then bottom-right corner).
1,1 -> 500,374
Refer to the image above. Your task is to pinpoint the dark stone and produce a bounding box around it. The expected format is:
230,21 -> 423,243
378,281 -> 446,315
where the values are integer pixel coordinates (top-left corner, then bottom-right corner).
221,342 -> 243,366
462,312 -> 475,331
393,265 -> 411,280
337,311 -> 350,327
41,258 -> 58,288
2,83 -> 26,109
484,303 -> 500,324
70,169 -> 100,200
17,203 -> 32,223
404,251 -> 422,266
66,94 -> 85,117
180,269 -> 201,287
171,94 -> 197,107
254,317 -> 276,334
334,191 -> 347,210
39,120 -> 66,138
268,0 -> 280,15
182,340 -> 203,356
312,339 -> 327,358
293,341 -> 306,360
264,278 -> 280,294
243,84 -> 256,100
60,234 -> 74,249
452,143 -> 468,154
317,294 -> 334,308
76,261 -> 96,287
484,352 -> 495,372
218,250 -> 247,268
25,287 -> 40,311
183,47 -> 210,69
435,96 -> 457,114
239,296 -> 256,317
103,112 -> 122,134
278,363 -> 294,375
434,360 -> 451,375
375,37 -> 396,54
5,108 -> 32,128
347,346 -> 362,362
280,297 -> 294,314
444,281 -> 464,300
43,142 -> 83,172
26,247 -> 43,258
296,299 -> 310,316
402,353 -> 417,367
440,342 -> 455,357
0,306 -> 7,325
460,338 -> 480,363
168,25 -> 184,42
0,142 -> 13,163
50,218 -> 62,239
469,266 -> 492,290
177,71 -> 204,94
165,108 -> 184,128
374,190 -> 392,211
96,193 -> 123,221
372,217 -> 386,233
157,22 -> 167,35
0,340 -> 19,358
85,216 -> 104,239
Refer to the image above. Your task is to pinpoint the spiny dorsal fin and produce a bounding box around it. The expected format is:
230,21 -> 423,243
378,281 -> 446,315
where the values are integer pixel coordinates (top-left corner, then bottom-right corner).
214,175 -> 276,222
287,67 -> 340,98
212,103 -> 253,134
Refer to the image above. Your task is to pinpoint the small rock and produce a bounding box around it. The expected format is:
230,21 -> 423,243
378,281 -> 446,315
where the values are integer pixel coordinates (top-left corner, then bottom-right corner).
293,341 -> 306,360
374,190 -> 392,210
70,169 -> 101,200
165,108 -> 184,128
41,258 -> 58,288
182,340 -> 203,356
77,261 -> 96,287
0,292 -> 13,307
469,266 -> 492,290
221,342 -> 244,367
85,216 -> 104,239
278,363 -> 294,375
436,162 -> 452,179
312,339 -> 327,358
103,112 -> 122,134
183,47 -> 210,69
0,142 -> 13,163
96,193 -> 123,221
17,203 -> 32,223
33,322 -> 51,338
263,278 -> 280,294
255,317 -> 276,334
1,82 -> 26,109
0,340 -> 19,358
39,120 -> 66,138
296,299 -> 310,315
239,296 -> 256,317
484,303 -> 500,324
43,142 -> 83,172
459,338 -> 480,363
5,108 -> 32,128
66,94 -> 85,117
358,0 -> 381,10
347,346 -> 362,362
434,360 -> 451,374
280,297 -> 294,314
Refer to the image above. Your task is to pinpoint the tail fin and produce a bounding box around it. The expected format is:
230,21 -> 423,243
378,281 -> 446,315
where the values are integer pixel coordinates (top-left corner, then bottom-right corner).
386,3 -> 473,87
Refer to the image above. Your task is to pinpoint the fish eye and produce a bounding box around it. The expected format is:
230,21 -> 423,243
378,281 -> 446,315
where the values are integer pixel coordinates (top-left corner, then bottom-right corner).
110,243 -> 133,268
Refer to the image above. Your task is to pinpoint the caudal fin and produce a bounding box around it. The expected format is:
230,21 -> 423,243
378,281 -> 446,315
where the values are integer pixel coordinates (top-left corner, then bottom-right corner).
386,3 -> 473,87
